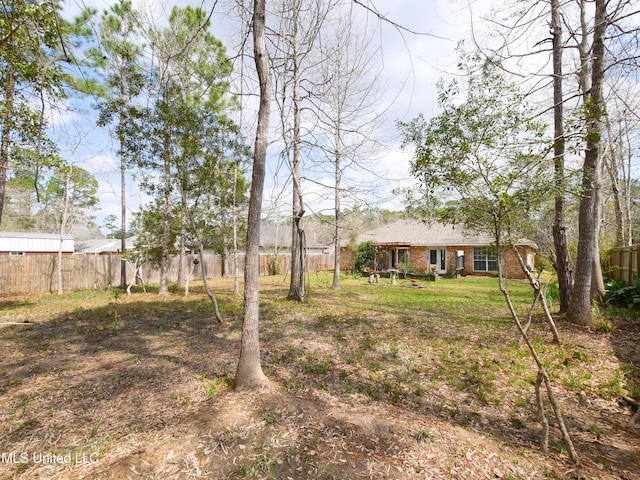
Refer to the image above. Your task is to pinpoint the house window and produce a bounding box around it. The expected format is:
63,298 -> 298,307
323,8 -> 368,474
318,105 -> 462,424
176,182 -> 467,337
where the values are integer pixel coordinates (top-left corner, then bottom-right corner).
392,248 -> 409,267
473,247 -> 497,272
9,251 -> 25,256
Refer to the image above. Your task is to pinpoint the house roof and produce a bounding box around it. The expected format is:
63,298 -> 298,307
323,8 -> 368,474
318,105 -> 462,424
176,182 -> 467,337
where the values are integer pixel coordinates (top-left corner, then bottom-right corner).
354,220 -> 536,248
0,231 -> 73,240
0,231 -> 74,253
75,238 -> 136,254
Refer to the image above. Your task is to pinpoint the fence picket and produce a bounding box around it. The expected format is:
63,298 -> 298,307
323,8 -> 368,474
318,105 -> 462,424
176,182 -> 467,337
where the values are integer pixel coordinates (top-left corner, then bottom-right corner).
0,253 -> 334,294
607,246 -> 640,283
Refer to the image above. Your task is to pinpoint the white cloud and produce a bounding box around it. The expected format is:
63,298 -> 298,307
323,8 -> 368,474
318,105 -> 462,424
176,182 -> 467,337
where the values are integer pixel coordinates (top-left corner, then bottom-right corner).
81,153 -> 118,176
60,0 -> 497,223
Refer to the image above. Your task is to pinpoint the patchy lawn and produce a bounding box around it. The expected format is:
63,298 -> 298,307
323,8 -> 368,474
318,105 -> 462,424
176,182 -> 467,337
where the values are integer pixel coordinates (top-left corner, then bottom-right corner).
0,274 -> 638,480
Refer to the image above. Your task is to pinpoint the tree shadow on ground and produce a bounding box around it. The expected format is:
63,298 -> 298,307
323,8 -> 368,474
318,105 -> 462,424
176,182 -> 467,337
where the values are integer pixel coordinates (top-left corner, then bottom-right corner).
0,288 -> 242,480
262,344 -> 640,480
255,296 -> 640,480
1,279 -> 639,479
610,311 -> 640,393
85,376 -> 640,480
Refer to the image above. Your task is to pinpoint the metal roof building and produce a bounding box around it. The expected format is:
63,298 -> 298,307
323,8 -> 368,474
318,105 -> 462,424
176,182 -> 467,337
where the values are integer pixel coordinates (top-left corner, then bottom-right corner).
0,232 -> 74,254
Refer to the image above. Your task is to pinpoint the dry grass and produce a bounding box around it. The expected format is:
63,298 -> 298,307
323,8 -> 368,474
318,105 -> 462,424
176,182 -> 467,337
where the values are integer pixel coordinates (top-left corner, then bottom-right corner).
0,274 -> 638,480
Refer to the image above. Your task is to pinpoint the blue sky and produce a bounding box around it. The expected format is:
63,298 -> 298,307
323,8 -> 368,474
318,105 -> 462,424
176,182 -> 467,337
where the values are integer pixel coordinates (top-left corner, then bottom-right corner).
57,0 -> 494,234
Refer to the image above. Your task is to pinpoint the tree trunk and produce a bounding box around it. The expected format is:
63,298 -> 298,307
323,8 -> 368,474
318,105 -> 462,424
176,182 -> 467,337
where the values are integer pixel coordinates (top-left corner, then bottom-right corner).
159,183 -> 171,295
0,62 -> 15,226
197,245 -> 222,323
332,100 -> 343,289
235,0 -> 271,391
550,0 -> 572,313
604,114 -> 630,247
57,168 -> 72,296
221,246 -> 229,278
605,145 -> 624,247
591,181 -> 605,300
288,0 -> 306,301
233,164 -> 240,296
566,0 -> 607,327
332,159 -> 341,289
177,199 -> 187,286
512,246 -> 560,344
119,108 -> 127,289
624,128 -> 633,245
159,93 -> 172,295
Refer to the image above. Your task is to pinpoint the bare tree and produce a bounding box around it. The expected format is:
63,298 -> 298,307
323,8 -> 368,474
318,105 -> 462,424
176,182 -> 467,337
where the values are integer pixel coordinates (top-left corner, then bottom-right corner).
283,0 -> 306,301
38,160 -> 98,295
550,0 -> 573,314
602,77 -> 640,247
478,0 -> 639,321
309,2 -> 385,289
553,0 -> 640,314
269,0 -> 334,301
566,0 -> 608,326
235,0 -> 271,390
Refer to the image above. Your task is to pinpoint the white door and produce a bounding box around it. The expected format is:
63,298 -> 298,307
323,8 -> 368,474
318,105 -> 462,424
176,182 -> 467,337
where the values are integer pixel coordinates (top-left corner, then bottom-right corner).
428,249 -> 446,274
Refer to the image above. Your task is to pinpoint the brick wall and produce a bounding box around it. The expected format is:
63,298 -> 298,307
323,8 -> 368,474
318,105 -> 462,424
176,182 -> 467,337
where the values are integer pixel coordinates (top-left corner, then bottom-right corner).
339,245 -> 535,279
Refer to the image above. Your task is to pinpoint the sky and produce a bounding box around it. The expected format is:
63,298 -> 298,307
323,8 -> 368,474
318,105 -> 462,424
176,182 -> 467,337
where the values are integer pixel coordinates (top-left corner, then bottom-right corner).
57,0 -> 497,235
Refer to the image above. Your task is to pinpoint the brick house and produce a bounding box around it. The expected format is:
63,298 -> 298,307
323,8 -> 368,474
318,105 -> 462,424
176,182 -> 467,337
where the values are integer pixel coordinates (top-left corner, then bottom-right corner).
340,220 -> 537,279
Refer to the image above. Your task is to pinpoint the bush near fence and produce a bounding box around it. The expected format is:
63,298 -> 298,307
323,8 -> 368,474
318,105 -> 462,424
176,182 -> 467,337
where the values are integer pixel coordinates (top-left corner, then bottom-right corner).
0,253 -> 334,294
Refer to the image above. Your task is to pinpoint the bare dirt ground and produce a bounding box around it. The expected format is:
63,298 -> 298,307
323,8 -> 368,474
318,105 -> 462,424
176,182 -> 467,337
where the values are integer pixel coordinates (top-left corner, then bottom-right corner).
0,275 -> 638,480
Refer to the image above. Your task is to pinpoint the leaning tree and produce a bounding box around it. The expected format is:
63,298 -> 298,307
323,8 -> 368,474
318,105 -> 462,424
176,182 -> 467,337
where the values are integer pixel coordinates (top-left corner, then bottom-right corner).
398,57 -> 578,462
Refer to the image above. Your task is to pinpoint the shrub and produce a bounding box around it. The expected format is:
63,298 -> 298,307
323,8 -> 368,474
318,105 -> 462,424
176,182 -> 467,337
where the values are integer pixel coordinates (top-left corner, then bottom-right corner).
270,256 -> 281,275
354,241 -> 375,271
398,262 -> 416,278
605,277 -> 640,309
545,280 -> 560,309
534,256 -> 551,272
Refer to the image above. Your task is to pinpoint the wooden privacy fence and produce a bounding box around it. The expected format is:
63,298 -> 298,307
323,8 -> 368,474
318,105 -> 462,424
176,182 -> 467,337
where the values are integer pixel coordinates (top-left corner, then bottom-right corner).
0,252 -> 334,294
607,246 -> 640,283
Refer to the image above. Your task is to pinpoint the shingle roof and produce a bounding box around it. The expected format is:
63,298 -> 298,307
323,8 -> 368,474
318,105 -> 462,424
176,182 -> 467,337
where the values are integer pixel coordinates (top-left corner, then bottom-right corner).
355,220 -> 536,247
75,238 -> 136,254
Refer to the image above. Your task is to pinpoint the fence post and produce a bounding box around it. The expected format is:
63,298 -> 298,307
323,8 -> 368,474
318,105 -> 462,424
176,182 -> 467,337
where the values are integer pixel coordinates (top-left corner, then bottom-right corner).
613,249 -> 619,281
0,251 -> 336,294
